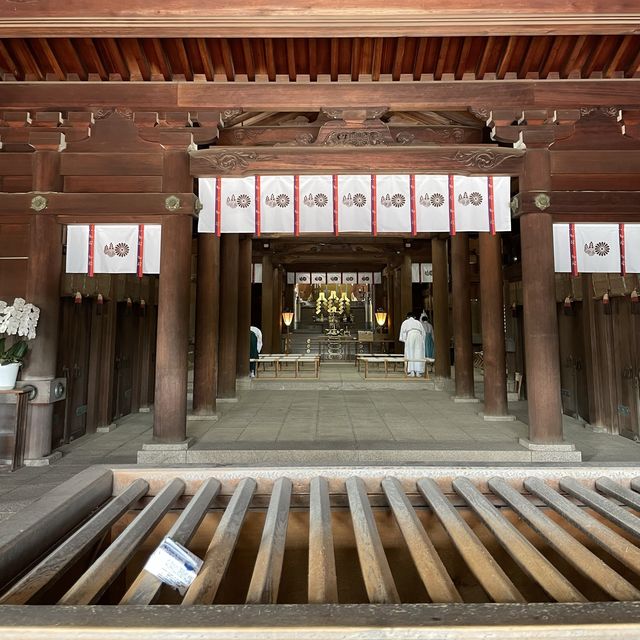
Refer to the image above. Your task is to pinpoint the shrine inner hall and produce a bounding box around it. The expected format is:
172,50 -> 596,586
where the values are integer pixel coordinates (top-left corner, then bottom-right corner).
1,0 -> 640,636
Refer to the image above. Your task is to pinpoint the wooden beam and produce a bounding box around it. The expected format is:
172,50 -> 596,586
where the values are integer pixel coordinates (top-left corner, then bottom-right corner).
190,144 -> 523,177
5,79 -> 640,111
3,3 -> 640,38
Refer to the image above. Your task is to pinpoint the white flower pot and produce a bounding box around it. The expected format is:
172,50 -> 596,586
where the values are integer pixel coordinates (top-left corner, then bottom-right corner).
0,362 -> 21,390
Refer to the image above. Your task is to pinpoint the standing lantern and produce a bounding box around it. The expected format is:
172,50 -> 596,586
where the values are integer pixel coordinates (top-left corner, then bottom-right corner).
282,311 -> 294,354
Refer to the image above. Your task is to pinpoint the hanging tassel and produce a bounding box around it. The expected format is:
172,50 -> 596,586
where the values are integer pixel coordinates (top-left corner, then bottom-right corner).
74,291 -> 82,305
631,289 -> 639,315
96,293 -> 104,316
140,298 -> 146,317
602,292 -> 612,315
563,296 -> 574,316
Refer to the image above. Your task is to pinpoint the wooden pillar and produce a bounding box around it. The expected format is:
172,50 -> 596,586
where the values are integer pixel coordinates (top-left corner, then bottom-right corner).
192,234 -> 220,415
581,275 -> 607,429
217,234 -> 240,398
479,232 -> 509,416
261,254 -> 274,353
236,236 -> 252,377
153,215 -> 192,443
271,266 -> 283,353
521,211 -> 564,443
432,237 -> 451,378
22,131 -> 64,459
451,233 -> 475,399
400,254 -> 413,317
519,140 -> 564,444
153,133 -> 193,443
393,267 -> 402,350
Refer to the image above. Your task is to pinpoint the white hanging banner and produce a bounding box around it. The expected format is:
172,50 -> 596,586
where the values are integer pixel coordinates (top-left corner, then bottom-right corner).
66,224 -> 161,276
94,225 -> 139,274
374,272 -> 382,285
327,272 -> 342,284
553,223 -> 640,274
553,224 -> 571,273
286,270 -> 294,285
453,176 -> 490,232
299,175 -> 334,233
411,263 -> 421,283
414,175 -> 450,233
342,272 -> 357,285
198,177 -> 216,234
254,263 -> 264,284
260,175 -> 295,234
141,224 -> 162,275
575,224 -> 621,274
493,177 -> 512,232
296,272 -> 311,284
311,272 -> 327,284
220,176 -> 255,234
66,225 -> 90,273
357,272 -> 373,284
421,263 -> 433,283
338,175 -> 372,233
375,175 -> 411,233
624,224 -> 640,274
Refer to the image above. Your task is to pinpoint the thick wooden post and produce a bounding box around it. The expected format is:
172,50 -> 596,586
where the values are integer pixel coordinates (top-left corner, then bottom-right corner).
519,142 -> 565,444
521,211 -> 564,443
271,266 -> 283,353
22,131 -> 65,460
479,232 -> 509,417
451,233 -> 475,399
154,215 -> 192,443
236,236 -> 252,377
217,234 -> 240,398
261,254 -> 274,353
192,234 -> 220,415
401,254 -> 413,317
153,133 -> 193,443
432,237 -> 451,378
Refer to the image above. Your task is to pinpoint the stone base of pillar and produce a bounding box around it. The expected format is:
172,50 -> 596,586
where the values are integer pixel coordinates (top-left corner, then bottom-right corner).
96,422 -> 118,433
24,451 -> 63,466
518,437 -> 582,462
452,396 -> 480,403
187,413 -> 219,422
478,412 -> 517,422
217,397 -> 239,404
139,406 -> 152,413
137,438 -> 194,464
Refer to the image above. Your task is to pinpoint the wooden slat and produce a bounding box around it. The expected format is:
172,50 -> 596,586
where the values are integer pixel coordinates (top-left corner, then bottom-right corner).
452,477 -> 585,603
496,36 -> 516,79
286,38 -> 296,82
597,477 -> 640,511
413,37 -> 427,81
242,39 -> 256,81
391,37 -> 405,81
489,477 -> 640,601
330,38 -> 339,81
561,478 -> 640,539
308,477 -> 338,604
476,36 -> 495,79
121,478 -> 221,605
182,477 -> 256,605
0,479 -> 149,605
418,478 -> 523,603
524,478 -> 640,575
382,477 -> 461,603
58,478 -> 185,605
561,35 -> 587,78
245,477 -> 292,604
346,476 -> 399,604
371,37 -> 383,81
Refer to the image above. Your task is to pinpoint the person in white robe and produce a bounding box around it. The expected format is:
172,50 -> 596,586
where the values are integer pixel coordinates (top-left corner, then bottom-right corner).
249,326 -> 263,377
419,310 -> 435,360
399,312 -> 426,376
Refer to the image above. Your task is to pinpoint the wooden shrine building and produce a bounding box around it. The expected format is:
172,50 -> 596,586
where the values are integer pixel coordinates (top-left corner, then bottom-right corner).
0,0 -> 639,465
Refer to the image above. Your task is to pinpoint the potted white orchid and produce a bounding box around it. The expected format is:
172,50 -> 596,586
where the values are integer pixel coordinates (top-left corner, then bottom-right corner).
0,298 -> 40,390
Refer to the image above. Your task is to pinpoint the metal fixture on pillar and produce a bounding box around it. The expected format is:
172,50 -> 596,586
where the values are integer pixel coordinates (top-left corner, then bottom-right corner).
282,311 -> 294,354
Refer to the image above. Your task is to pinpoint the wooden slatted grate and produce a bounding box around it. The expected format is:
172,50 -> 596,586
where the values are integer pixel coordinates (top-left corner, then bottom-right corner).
3,465 -> 640,635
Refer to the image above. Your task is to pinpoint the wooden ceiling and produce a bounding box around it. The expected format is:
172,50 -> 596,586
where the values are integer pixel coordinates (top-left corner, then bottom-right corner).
0,35 -> 639,83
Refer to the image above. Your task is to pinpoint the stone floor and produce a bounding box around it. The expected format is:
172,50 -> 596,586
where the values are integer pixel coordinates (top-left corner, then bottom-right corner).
2,378 -> 640,521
